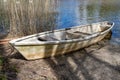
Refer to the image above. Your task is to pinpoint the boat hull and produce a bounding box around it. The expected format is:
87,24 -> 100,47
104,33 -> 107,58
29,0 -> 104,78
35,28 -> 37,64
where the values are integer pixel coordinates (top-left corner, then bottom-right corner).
9,21 -> 114,60
14,32 -> 108,60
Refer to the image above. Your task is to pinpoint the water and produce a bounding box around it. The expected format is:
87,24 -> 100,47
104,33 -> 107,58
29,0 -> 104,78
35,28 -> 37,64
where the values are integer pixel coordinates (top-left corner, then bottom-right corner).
56,0 -> 120,45
0,0 -> 120,44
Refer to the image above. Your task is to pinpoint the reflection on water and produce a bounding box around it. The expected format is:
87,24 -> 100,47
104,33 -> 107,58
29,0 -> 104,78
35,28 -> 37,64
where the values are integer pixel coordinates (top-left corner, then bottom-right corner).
57,0 -> 120,45
57,0 -> 120,27
0,0 -> 120,44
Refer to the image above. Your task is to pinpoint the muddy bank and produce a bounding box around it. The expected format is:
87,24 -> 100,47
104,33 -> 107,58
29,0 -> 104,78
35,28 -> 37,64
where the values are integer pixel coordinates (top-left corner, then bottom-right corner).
1,39 -> 120,80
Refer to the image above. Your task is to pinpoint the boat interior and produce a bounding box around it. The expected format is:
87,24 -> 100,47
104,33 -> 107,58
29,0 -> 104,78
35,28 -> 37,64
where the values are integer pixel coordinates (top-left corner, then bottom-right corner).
36,22 -> 112,41
14,22 -> 113,43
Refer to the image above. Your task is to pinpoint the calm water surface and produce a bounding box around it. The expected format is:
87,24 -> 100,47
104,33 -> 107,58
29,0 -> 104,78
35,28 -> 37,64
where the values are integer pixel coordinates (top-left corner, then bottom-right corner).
57,0 -> 120,45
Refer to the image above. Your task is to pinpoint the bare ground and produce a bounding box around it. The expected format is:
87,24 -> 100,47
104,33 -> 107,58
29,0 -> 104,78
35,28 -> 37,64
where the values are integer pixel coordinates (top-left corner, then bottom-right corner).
1,40 -> 120,80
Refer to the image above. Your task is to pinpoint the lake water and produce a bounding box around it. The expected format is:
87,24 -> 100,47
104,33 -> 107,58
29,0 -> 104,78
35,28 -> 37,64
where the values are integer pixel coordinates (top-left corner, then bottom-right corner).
56,0 -> 120,45
0,0 -> 120,45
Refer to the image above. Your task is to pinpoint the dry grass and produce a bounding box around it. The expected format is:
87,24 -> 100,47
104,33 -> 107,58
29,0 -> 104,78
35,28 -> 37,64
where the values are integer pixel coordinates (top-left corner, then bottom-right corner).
0,0 -> 58,38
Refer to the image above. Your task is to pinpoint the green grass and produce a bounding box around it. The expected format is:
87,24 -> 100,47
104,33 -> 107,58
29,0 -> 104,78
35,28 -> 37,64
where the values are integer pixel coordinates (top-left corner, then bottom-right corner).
0,56 -> 7,80
0,57 -> 4,66
0,74 -> 7,80
9,65 -> 19,73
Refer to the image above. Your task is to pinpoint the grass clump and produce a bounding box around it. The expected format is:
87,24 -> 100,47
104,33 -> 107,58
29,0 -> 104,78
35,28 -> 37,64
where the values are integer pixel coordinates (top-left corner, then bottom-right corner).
0,74 -> 7,80
0,56 -> 4,66
0,56 -> 7,80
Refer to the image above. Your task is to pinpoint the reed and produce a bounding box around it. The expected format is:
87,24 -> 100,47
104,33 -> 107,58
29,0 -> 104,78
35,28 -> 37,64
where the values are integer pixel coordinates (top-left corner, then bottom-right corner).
0,0 -> 58,38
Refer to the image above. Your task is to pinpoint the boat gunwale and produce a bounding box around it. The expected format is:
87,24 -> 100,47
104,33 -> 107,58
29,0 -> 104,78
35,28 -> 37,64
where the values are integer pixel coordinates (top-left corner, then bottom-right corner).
9,21 -> 114,46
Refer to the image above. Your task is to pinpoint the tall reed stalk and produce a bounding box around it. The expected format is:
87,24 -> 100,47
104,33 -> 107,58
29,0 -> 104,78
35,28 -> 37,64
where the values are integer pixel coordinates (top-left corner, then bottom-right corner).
0,0 -> 58,38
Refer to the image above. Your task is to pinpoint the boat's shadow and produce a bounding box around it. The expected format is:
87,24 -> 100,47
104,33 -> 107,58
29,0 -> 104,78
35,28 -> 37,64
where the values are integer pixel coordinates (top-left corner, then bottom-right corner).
7,39 -> 120,80
42,39 -> 120,80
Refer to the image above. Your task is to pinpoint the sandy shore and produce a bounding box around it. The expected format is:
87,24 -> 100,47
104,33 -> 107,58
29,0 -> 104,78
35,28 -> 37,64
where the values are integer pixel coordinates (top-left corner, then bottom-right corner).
1,39 -> 120,80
